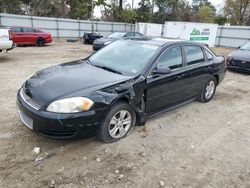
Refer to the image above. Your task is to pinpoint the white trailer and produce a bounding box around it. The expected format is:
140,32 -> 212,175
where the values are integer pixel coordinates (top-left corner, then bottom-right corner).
135,22 -> 162,37
164,22 -> 218,47
0,29 -> 14,53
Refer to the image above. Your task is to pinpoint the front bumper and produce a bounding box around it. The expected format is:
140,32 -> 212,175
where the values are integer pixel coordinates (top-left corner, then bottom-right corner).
17,91 -> 106,139
227,60 -> 250,74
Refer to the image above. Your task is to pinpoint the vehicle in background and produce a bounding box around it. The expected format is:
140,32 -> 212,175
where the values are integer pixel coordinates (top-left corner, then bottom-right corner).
92,32 -> 144,51
0,29 -> 15,53
81,32 -> 103,44
17,37 -> 226,143
227,41 -> 250,73
10,26 -> 52,46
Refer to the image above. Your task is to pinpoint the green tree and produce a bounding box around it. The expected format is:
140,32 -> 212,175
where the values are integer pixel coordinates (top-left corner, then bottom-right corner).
214,15 -> 227,25
196,5 -> 215,23
192,0 -> 216,13
66,0 -> 92,19
136,0 -> 153,22
153,0 -> 192,23
0,0 -> 23,14
224,0 -> 250,25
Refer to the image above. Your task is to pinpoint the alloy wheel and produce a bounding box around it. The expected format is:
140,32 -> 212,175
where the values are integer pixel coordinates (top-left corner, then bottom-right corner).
108,110 -> 132,139
205,80 -> 215,99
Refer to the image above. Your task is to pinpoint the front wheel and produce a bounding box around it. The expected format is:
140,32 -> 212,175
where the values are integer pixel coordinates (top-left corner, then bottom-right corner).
198,77 -> 217,103
97,102 -> 136,143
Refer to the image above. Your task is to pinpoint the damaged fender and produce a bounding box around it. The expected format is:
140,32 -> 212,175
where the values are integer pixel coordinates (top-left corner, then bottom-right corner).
91,75 -> 147,125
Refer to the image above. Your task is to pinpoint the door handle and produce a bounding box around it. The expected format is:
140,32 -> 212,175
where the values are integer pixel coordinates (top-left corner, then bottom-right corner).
176,74 -> 185,80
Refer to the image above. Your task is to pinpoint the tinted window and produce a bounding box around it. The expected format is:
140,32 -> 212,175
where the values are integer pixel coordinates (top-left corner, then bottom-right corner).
134,33 -> 143,36
107,32 -> 125,39
184,46 -> 205,65
11,27 -> 22,32
125,32 -> 134,37
157,46 -> 183,70
205,49 -> 213,60
23,28 -> 35,32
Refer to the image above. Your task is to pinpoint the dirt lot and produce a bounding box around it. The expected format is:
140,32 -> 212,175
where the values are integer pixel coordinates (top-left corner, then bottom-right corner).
0,41 -> 250,188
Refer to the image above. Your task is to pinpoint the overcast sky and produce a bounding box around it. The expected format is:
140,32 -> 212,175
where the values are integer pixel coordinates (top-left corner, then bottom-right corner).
94,0 -> 225,18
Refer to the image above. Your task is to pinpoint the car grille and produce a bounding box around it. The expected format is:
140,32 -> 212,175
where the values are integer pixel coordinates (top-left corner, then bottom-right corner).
233,59 -> 250,68
20,88 -> 41,110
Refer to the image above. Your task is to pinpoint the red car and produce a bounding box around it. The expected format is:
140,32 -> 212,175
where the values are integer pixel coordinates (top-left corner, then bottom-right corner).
10,27 -> 52,46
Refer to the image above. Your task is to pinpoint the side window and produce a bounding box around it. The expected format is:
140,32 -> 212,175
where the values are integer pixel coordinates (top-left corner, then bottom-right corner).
134,32 -> 143,36
125,32 -> 134,37
157,46 -> 183,70
184,46 -> 205,65
23,28 -> 35,32
11,27 -> 22,32
204,49 -> 213,60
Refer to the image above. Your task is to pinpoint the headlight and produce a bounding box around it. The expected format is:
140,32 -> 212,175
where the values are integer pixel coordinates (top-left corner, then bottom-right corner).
46,97 -> 94,113
104,41 -> 112,45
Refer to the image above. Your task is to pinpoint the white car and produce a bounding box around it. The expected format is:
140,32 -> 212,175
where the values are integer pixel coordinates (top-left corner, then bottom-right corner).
0,29 -> 14,53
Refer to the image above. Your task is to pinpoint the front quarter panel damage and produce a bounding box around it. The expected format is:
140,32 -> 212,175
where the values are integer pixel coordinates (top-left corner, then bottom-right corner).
91,75 -> 147,125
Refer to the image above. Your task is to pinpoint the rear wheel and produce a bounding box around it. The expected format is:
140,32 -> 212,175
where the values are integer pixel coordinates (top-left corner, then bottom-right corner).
198,77 -> 217,103
36,38 -> 45,46
97,102 -> 136,143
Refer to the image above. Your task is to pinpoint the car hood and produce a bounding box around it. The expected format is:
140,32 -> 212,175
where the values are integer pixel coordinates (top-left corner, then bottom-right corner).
230,49 -> 250,61
93,38 -> 116,45
24,60 -> 132,106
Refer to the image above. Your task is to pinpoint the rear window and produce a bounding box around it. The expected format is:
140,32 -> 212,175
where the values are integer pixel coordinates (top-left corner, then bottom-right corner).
11,27 -> 22,32
184,46 -> 205,65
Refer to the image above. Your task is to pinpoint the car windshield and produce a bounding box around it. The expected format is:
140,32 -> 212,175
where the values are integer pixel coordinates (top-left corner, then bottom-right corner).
89,40 -> 159,76
240,42 -> 250,50
107,32 -> 125,39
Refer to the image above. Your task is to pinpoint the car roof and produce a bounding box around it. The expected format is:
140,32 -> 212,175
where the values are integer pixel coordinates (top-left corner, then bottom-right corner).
123,36 -> 206,47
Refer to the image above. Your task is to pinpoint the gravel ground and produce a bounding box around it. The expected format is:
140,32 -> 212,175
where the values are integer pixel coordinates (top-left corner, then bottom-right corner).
0,40 -> 250,188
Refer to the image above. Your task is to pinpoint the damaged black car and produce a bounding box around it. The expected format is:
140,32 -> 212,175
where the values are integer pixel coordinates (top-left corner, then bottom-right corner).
227,41 -> 250,73
17,37 -> 226,143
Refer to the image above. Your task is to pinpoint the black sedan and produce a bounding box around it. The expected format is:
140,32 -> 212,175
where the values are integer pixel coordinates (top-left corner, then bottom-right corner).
17,37 -> 226,143
81,32 -> 103,44
92,32 -> 143,50
227,41 -> 250,73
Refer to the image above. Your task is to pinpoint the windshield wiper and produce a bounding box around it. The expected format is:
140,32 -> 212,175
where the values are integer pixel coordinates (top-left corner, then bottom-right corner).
93,64 -> 123,75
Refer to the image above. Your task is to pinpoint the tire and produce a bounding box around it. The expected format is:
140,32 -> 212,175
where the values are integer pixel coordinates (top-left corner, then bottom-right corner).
198,77 -> 217,103
97,102 -> 136,143
36,38 -> 45,46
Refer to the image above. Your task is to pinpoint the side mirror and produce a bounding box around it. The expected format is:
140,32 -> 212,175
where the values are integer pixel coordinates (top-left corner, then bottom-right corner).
237,46 -> 241,49
153,65 -> 172,74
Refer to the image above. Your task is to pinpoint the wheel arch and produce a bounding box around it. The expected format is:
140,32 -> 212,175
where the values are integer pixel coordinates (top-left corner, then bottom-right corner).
213,74 -> 219,85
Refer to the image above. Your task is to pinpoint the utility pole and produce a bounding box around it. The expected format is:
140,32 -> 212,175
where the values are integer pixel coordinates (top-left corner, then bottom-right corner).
91,0 -> 94,33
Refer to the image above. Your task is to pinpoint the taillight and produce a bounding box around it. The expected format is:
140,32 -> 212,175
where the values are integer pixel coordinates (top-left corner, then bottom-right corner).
8,30 -> 13,40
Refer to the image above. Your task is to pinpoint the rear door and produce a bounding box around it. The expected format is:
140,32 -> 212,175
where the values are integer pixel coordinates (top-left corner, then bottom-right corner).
11,27 -> 24,44
146,46 -> 190,113
182,45 -> 212,97
22,27 -> 37,44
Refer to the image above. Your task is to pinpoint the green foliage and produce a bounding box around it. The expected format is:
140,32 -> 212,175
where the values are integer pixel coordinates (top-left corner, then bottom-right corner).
0,0 -> 23,14
196,5 -> 215,23
192,0 -> 216,13
67,0 -> 92,20
2,0 -> 247,26
214,15 -> 227,25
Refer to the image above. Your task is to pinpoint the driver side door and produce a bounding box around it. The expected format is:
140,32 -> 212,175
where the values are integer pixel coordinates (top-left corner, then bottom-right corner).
146,46 -> 190,114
